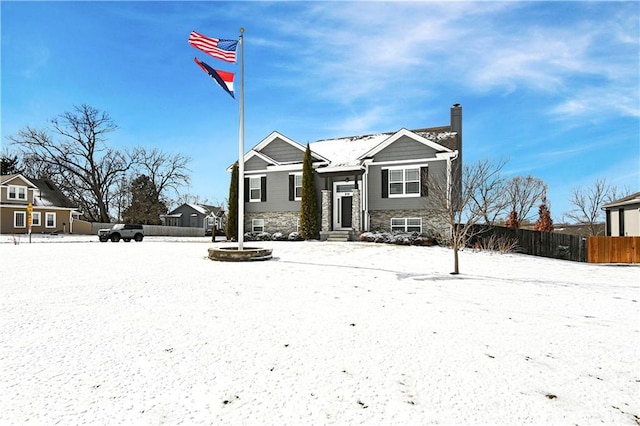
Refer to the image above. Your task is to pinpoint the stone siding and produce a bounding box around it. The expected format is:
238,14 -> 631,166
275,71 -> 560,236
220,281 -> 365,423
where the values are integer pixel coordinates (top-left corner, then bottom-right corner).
321,190 -> 331,232
369,209 -> 448,235
245,211 -> 299,234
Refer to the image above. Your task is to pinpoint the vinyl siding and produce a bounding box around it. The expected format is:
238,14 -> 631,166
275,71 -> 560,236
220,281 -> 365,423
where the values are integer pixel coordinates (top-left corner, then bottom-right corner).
259,138 -> 305,163
244,170 -> 323,214
245,156 -> 271,172
372,135 -> 440,162
368,160 -> 447,210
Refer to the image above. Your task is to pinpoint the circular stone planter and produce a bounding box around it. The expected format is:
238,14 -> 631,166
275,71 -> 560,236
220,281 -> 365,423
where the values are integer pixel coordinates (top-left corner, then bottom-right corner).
208,246 -> 273,262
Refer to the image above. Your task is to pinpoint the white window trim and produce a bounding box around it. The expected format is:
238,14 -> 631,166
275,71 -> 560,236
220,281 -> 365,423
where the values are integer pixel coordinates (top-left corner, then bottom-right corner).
252,218 -> 265,233
390,217 -> 422,233
14,211 -> 26,228
291,173 -> 302,201
8,185 -> 27,200
387,166 -> 421,198
45,212 -> 56,229
249,176 -> 262,203
31,212 -> 41,227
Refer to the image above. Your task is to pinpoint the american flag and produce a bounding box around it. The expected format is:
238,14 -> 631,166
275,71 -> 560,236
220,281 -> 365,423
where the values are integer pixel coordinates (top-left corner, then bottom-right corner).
189,31 -> 237,63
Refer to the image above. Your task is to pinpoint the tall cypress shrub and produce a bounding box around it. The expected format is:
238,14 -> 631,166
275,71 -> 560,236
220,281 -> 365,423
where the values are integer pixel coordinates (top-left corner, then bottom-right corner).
225,162 -> 239,241
299,144 -> 319,239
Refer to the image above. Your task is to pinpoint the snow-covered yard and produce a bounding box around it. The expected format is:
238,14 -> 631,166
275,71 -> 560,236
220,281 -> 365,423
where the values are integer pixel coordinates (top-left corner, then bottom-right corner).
1,235 -> 638,425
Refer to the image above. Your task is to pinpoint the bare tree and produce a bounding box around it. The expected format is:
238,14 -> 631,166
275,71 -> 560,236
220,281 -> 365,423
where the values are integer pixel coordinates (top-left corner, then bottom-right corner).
565,178 -> 611,236
469,157 -> 509,224
10,104 -> 193,223
606,184 -> 634,204
9,104 -> 131,222
504,175 -> 548,228
133,147 -> 191,203
426,158 -> 506,274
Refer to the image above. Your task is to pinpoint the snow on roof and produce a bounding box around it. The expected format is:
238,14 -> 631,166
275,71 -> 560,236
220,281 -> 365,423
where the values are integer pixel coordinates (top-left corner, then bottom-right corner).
309,127 -> 457,170
310,133 -> 390,168
186,203 -> 208,215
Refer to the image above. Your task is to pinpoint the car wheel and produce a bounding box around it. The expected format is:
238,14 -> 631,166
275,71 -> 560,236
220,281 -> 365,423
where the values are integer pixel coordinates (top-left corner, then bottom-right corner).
134,233 -> 143,242
111,234 -> 121,242
123,238 -> 131,242
99,237 -> 108,242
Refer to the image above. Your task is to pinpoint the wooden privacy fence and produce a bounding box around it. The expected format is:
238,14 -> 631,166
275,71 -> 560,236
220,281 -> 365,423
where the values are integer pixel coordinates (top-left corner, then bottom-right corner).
587,236 -> 640,264
469,225 -> 587,262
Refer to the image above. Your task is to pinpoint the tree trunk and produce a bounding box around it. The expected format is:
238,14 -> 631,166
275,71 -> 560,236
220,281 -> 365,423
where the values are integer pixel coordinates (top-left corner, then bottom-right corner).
452,244 -> 460,275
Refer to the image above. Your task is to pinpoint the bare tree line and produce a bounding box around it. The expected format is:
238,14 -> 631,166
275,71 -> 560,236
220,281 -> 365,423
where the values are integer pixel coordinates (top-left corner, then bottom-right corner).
5,104 -> 192,223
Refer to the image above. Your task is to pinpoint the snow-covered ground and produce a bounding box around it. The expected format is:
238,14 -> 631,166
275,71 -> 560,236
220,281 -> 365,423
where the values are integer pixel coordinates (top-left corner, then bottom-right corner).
1,235 -> 638,425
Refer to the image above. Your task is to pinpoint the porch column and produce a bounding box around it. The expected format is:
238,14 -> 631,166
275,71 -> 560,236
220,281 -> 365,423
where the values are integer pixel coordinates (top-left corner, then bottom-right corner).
351,188 -> 361,232
321,190 -> 331,232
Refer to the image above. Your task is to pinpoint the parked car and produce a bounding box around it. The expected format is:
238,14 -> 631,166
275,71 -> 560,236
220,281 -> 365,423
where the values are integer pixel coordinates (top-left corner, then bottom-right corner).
98,224 -> 144,242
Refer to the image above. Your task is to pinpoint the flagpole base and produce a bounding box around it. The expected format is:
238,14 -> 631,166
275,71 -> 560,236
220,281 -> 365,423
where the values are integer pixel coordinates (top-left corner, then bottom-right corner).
208,246 -> 272,262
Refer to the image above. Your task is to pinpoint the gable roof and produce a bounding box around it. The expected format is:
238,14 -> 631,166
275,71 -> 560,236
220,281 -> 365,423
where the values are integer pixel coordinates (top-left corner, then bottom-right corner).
1,173 -> 76,209
358,128 -> 454,160
235,122 -> 458,173
0,173 -> 38,188
168,203 -> 224,216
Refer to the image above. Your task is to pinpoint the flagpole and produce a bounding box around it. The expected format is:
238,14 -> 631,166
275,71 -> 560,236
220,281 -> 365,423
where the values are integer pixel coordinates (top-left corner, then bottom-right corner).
237,27 -> 245,250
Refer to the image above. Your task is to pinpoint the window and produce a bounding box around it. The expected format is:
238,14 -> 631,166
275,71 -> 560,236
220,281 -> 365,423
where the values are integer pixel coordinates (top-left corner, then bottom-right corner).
387,167 -> 421,197
45,212 -> 56,228
8,185 -> 27,200
32,212 -> 41,227
250,177 -> 262,202
252,219 -> 265,233
14,211 -> 26,228
391,218 -> 422,233
288,174 -> 303,201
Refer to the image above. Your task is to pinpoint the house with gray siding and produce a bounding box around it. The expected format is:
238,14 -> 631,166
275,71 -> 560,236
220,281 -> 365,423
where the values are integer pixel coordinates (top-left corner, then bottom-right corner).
603,192 -> 640,237
161,203 -> 225,235
237,104 -> 463,239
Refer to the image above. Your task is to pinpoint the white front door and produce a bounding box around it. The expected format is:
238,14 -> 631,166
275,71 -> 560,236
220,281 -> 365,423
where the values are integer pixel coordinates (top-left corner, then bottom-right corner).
333,181 -> 355,230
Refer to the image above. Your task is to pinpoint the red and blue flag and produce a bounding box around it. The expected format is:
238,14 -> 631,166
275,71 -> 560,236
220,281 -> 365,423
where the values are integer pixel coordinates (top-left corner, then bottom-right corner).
194,57 -> 235,99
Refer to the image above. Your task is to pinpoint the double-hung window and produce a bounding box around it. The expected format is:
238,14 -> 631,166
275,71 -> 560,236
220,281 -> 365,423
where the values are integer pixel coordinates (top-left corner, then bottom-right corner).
9,185 -> 27,200
32,212 -> 41,227
391,218 -> 422,233
388,167 -> 420,197
249,177 -> 262,202
14,211 -> 26,228
45,212 -> 56,228
288,173 -> 303,201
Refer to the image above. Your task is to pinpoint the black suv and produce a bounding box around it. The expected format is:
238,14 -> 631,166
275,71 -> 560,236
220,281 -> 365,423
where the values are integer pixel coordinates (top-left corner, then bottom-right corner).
98,224 -> 144,242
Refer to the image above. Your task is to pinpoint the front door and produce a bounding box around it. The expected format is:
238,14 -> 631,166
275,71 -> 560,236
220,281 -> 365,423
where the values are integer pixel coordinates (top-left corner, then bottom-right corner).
333,181 -> 355,230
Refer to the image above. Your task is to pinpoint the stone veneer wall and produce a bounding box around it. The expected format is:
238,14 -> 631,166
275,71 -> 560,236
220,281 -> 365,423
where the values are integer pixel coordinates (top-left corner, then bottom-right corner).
321,190 -> 331,232
368,209 -> 448,236
245,211 -> 300,234
351,188 -> 361,232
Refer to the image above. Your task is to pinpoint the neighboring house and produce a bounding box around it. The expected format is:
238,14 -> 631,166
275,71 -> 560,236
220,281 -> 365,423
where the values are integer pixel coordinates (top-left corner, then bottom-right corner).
234,104 -> 462,238
603,192 -> 640,237
0,173 -> 81,234
161,203 -> 226,235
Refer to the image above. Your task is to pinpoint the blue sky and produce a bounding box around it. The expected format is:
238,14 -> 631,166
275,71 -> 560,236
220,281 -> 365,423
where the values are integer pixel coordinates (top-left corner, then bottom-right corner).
2,1 -> 638,221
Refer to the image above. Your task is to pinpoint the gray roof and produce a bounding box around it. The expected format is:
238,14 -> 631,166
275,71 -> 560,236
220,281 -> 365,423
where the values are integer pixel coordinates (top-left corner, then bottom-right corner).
30,178 -> 77,209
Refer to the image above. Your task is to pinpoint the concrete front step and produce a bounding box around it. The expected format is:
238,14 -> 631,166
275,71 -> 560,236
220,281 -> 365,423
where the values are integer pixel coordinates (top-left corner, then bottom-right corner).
321,230 -> 353,242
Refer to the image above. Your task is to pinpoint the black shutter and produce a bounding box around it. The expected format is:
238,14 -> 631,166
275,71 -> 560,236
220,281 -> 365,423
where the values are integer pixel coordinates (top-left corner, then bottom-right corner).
244,177 -> 249,202
288,175 -> 294,201
381,169 -> 389,198
261,176 -> 267,202
420,166 -> 428,197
